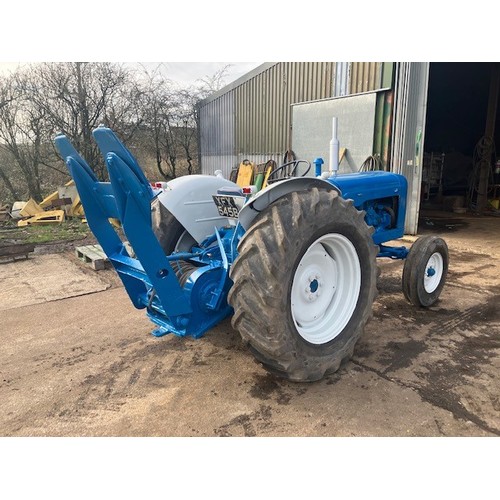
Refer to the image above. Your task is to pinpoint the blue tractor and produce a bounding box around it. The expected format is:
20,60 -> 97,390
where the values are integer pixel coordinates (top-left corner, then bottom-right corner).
54,126 -> 449,382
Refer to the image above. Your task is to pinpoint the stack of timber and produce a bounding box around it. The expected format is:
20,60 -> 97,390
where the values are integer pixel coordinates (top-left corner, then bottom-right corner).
0,243 -> 35,263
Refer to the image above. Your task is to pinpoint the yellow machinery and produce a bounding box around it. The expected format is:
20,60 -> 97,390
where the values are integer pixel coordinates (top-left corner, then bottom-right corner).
17,210 -> 65,226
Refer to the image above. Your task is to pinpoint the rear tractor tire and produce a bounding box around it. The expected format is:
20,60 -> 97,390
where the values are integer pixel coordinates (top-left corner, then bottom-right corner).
228,188 -> 378,382
151,199 -> 199,285
152,199 -> 197,254
402,235 -> 449,307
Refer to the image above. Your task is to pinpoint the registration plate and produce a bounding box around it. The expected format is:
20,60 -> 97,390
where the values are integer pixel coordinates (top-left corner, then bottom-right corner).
212,195 -> 244,218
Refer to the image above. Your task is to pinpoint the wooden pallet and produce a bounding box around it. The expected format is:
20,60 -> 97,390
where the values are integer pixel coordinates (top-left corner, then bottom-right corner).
75,244 -> 109,270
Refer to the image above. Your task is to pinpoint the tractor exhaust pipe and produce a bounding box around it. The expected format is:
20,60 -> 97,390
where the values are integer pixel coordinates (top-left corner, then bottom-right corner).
329,117 -> 339,176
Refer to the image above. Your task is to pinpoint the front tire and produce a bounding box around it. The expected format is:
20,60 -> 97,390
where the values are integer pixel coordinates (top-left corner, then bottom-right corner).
228,188 -> 378,382
402,235 -> 448,307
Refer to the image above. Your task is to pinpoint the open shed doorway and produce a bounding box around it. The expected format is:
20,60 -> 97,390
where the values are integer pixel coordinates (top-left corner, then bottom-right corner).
421,62 -> 500,216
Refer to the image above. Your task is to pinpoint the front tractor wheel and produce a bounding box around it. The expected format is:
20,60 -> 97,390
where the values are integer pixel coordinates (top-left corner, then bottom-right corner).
228,188 -> 378,382
402,235 -> 449,307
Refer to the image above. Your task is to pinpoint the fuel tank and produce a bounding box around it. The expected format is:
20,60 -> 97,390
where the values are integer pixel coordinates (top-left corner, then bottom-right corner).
327,171 -> 407,208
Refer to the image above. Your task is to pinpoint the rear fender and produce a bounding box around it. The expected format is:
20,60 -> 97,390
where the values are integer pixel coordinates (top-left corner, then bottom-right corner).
238,177 -> 340,230
155,175 -> 239,244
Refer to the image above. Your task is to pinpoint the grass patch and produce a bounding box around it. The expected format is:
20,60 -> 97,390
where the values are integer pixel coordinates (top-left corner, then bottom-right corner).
0,219 -> 90,245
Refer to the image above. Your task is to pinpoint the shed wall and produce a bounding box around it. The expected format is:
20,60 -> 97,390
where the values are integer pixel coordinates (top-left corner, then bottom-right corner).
199,62 -> 388,176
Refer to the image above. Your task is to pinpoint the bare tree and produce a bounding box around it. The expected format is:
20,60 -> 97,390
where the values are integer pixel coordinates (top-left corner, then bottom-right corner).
135,65 -> 175,180
0,62 -> 231,203
25,62 -> 144,180
153,87 -> 202,179
0,72 -> 48,201
137,66 -> 201,180
176,88 -> 201,175
196,64 -> 232,96
137,64 -> 230,181
0,145 -> 20,200
0,62 -> 147,202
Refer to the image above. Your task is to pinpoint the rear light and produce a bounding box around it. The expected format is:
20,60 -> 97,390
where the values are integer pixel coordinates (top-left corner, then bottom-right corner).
151,181 -> 168,189
242,186 -> 257,195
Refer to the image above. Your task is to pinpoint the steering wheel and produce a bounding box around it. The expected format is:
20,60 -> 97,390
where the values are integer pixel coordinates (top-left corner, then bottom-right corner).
266,160 -> 311,185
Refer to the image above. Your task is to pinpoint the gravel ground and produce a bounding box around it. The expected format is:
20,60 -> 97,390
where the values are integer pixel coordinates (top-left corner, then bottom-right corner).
1,211 -> 498,499
1,212 -> 498,438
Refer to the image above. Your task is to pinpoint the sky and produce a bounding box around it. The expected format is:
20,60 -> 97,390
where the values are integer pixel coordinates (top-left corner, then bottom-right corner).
0,62 -> 263,88
146,62 -> 262,87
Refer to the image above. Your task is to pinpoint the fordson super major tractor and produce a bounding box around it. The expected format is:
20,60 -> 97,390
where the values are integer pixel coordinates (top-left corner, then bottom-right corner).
54,124 -> 448,382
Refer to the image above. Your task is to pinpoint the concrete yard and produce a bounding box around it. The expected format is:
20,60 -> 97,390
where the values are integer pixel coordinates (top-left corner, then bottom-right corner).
1,213 -> 499,437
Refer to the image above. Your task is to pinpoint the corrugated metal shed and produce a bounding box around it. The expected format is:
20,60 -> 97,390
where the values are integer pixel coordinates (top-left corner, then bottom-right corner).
350,62 -> 383,94
234,62 -> 336,154
198,62 -> 389,177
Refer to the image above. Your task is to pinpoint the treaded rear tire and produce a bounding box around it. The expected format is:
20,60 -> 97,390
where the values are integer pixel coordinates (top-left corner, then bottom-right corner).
228,188 -> 378,382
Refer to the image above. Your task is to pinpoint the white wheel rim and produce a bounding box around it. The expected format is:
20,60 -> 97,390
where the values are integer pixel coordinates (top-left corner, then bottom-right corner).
424,252 -> 443,293
291,233 -> 361,344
